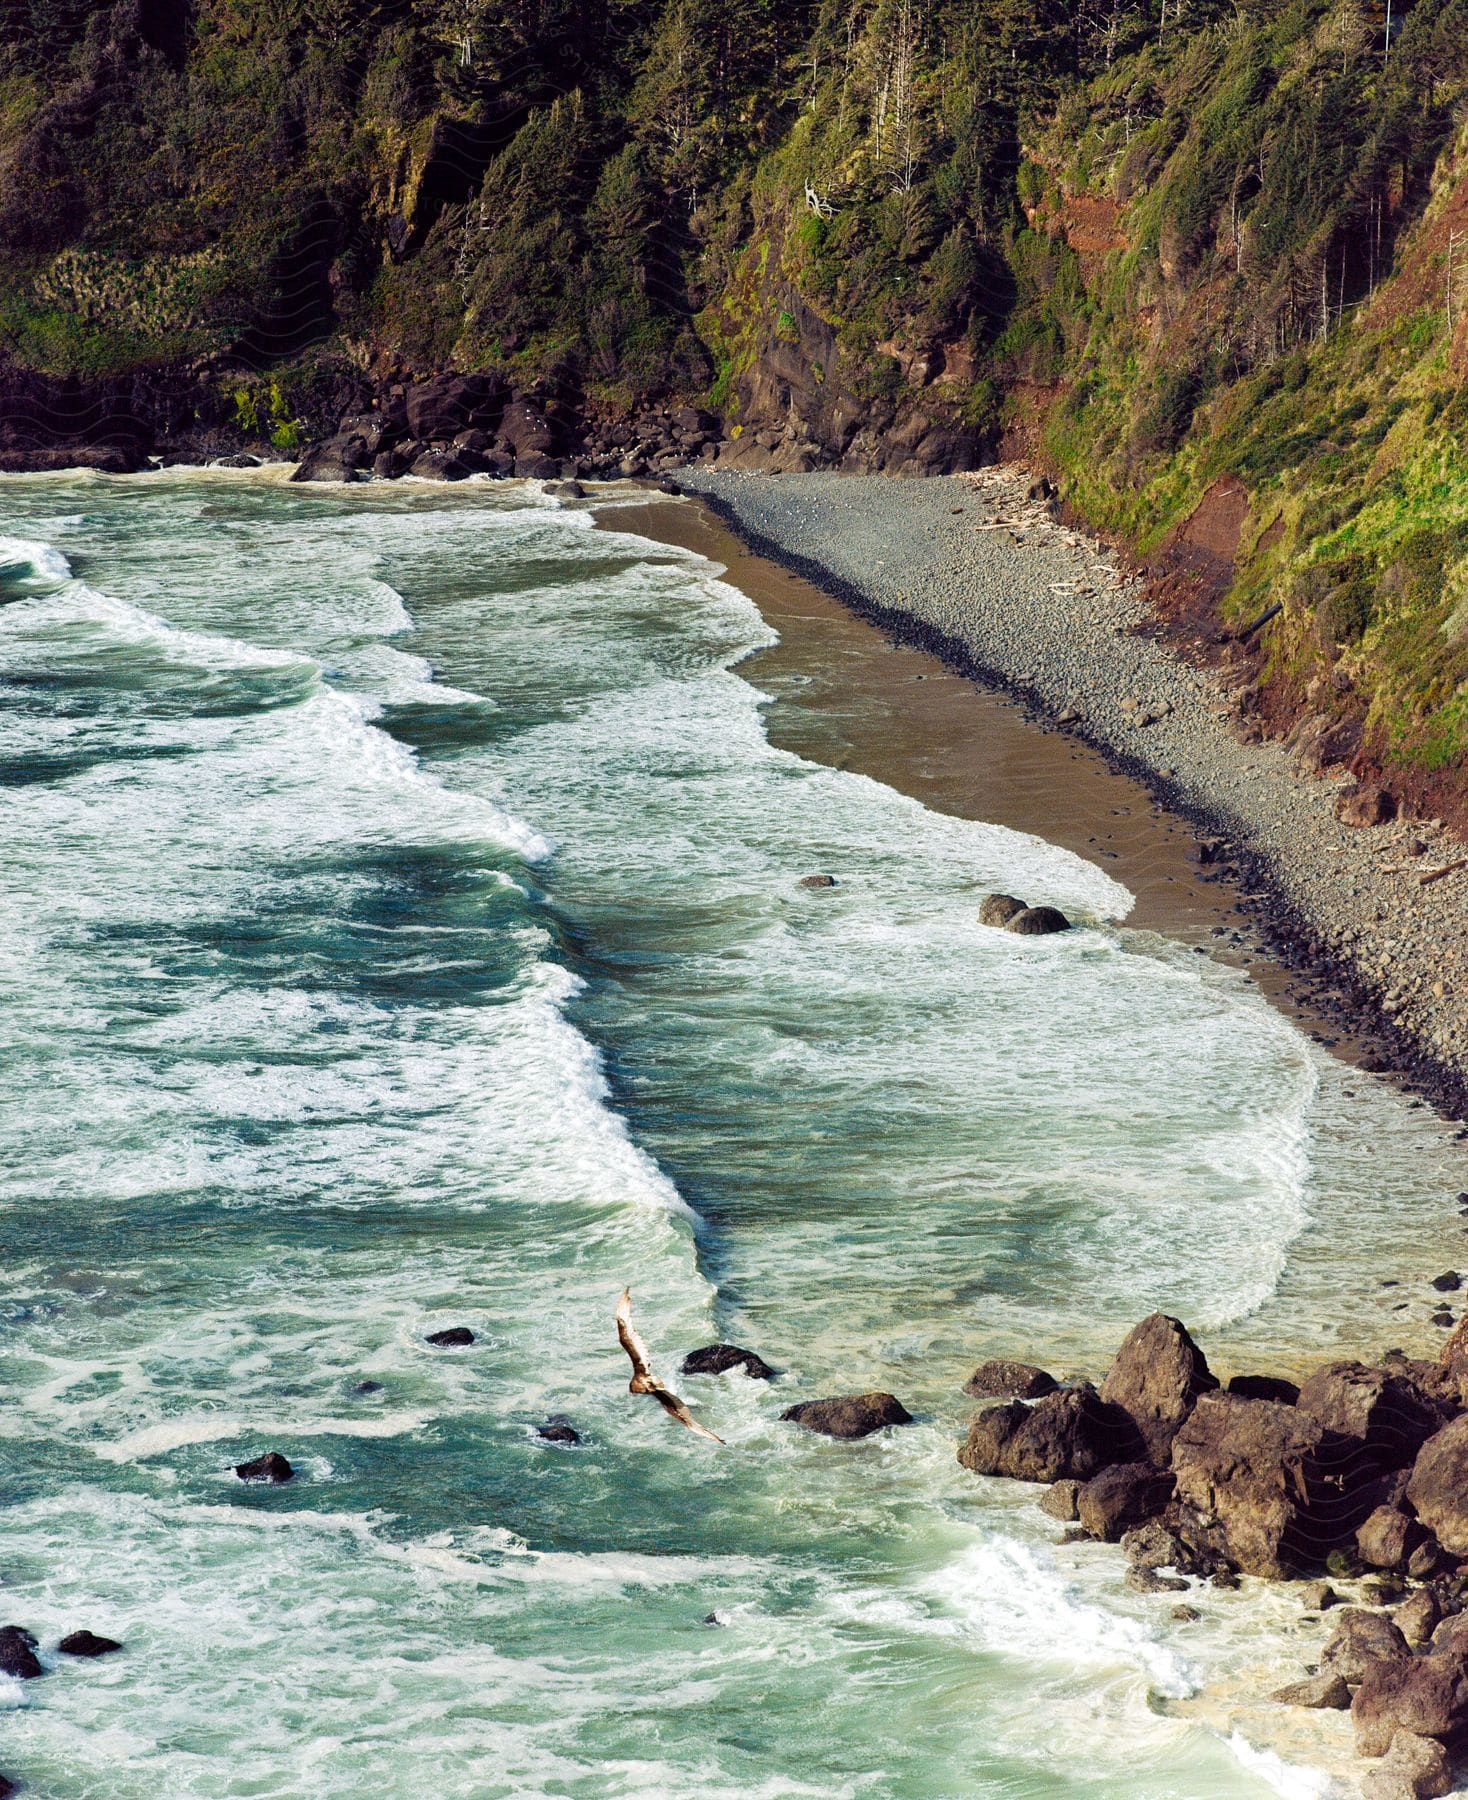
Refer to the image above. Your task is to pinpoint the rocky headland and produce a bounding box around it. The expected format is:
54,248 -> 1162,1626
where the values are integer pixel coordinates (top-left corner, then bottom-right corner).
964,1311 -> 1468,1798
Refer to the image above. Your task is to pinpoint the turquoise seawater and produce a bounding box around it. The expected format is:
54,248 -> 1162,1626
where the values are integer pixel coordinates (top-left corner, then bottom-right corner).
2,471 -> 1467,1799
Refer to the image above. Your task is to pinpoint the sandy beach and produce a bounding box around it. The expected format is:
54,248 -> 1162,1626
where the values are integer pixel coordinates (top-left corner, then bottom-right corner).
669,466 -> 1468,1126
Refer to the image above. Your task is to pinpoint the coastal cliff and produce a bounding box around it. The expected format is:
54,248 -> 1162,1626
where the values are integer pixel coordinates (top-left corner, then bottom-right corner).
3,0 -> 1467,818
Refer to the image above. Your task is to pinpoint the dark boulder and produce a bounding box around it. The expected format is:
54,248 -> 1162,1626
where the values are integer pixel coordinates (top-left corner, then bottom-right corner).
235,1451 -> 293,1483
1006,905 -> 1071,935
1102,1313 -> 1218,1466
959,1383 -> 1143,1484
964,1360 -> 1059,1401
1077,1461 -> 1176,1541
1358,1505 -> 1425,1571
213,453 -> 261,469
498,398 -> 554,457
1170,1393 -> 1376,1577
681,1344 -> 775,1381
1407,1416 -> 1468,1555
408,448 -> 474,481
978,894 -> 1027,928
1352,1651 -> 1468,1758
291,437 -> 364,483
57,1629 -> 122,1658
781,1393 -> 913,1438
799,874 -> 838,889
516,453 -> 559,480
426,1326 -> 475,1346
0,1626 -> 42,1678
1227,1374 -> 1301,1404
404,373 -> 504,442
1323,1608 -> 1411,1684
545,479 -> 585,499
1337,784 -> 1397,829
1297,1361 -> 1452,1465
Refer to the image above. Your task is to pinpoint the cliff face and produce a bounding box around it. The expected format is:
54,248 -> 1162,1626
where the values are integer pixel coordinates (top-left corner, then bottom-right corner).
3,0 -> 1467,802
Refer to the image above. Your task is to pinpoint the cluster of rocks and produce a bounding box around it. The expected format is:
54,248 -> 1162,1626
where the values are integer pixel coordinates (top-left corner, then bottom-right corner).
286,376 -> 724,488
0,1622 -> 122,1786
979,891 -> 1072,935
961,1313 -> 1468,1793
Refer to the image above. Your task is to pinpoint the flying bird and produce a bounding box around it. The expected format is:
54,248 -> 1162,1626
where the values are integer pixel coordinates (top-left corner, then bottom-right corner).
615,1288 -> 725,1444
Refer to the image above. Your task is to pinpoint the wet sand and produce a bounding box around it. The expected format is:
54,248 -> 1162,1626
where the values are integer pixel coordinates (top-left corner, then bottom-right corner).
606,495 -> 1355,1053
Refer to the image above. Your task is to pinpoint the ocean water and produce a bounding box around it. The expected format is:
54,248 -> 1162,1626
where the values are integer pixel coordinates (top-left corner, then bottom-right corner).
2,470 -> 1467,1800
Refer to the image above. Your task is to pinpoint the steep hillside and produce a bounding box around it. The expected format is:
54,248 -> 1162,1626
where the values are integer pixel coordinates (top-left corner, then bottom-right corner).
3,0 -> 1467,808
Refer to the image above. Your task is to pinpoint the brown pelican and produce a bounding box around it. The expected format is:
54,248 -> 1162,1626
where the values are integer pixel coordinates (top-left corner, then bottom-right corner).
615,1288 -> 725,1444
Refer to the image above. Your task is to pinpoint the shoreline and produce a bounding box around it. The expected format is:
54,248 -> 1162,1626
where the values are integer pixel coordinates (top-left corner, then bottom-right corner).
669,466 -> 1468,1128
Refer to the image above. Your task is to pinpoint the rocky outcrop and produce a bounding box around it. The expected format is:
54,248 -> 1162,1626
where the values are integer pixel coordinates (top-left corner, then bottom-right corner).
1102,1313 -> 1218,1466
781,1393 -> 913,1438
1169,1392 -> 1372,1576
425,1326 -> 475,1346
964,1359 -> 1058,1400
681,1344 -> 775,1380
1076,1462 -> 1175,1541
959,1383 -> 1142,1483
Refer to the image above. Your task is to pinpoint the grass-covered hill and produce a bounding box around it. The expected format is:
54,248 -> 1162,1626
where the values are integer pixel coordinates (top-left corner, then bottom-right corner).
3,0 -> 1467,806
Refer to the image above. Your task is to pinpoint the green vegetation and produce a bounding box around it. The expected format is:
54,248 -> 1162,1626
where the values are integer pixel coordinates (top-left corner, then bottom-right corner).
2,0 -> 1468,792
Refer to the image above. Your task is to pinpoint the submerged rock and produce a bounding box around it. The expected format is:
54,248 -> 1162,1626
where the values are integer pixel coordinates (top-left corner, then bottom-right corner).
780,1393 -> 912,1438
798,874 -> 837,889
0,1626 -> 42,1679
425,1326 -> 475,1347
1102,1313 -> 1217,1466
536,1416 -> 582,1445
234,1451 -> 294,1484
1006,904 -> 1071,935
964,1359 -> 1058,1400
959,1383 -> 1142,1484
57,1630 -> 122,1658
978,893 -> 1027,927
1271,1670 -> 1351,1709
681,1344 -> 775,1380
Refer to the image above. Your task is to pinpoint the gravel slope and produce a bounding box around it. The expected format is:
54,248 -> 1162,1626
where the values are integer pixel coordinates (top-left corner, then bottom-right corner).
680,465 -> 1468,1120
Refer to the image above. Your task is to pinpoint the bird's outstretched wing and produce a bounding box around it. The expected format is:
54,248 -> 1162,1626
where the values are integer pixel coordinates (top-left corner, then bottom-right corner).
616,1286 -> 653,1379
647,1379 -> 726,1445
615,1288 -> 725,1445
